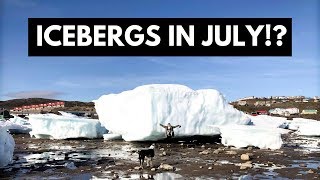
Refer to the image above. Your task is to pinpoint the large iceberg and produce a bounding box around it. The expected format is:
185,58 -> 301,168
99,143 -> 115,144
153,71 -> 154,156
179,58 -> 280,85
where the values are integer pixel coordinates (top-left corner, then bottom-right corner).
29,112 -> 107,139
0,125 -> 15,167
94,84 -> 250,141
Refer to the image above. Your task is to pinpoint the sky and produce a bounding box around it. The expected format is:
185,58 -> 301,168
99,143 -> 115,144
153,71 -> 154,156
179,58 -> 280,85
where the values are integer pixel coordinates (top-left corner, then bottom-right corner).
0,0 -> 319,102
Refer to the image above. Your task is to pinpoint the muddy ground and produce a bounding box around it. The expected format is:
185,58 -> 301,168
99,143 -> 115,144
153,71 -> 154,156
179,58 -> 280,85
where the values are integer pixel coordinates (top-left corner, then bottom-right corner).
1,133 -> 320,179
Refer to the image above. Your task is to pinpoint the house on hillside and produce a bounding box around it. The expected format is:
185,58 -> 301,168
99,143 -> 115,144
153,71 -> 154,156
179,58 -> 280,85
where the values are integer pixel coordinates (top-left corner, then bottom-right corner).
301,109 -> 318,115
254,101 -> 266,106
237,100 -> 247,106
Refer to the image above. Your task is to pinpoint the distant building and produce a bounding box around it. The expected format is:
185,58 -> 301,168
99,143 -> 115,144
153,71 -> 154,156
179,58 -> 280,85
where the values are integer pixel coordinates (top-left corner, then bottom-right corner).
237,100 -> 247,106
301,109 -> 317,115
237,96 -> 255,101
254,101 -> 266,106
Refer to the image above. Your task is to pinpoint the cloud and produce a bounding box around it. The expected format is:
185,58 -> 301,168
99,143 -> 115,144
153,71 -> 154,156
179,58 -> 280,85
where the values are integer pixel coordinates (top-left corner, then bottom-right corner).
5,90 -> 64,99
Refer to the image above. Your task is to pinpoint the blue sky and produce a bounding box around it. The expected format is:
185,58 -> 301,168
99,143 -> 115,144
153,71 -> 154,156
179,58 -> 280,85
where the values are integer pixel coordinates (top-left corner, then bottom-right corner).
0,0 -> 319,102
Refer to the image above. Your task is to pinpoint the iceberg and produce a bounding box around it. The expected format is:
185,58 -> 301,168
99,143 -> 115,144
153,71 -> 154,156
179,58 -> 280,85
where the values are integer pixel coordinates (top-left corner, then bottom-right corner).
94,84 -> 250,141
0,125 -> 15,167
28,112 -> 107,139
218,125 -> 283,149
289,118 -> 320,136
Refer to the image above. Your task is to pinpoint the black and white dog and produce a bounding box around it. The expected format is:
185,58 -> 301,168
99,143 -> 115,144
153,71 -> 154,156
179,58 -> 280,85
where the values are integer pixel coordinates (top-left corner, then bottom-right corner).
138,144 -> 155,167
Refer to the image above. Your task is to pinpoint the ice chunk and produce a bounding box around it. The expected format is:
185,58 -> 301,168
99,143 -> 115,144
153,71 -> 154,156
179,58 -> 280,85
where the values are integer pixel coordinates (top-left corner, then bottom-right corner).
94,84 -> 250,141
28,112 -> 107,139
103,133 -> 122,141
218,125 -> 283,149
290,118 -> 320,136
0,125 -> 15,167
249,115 -> 289,129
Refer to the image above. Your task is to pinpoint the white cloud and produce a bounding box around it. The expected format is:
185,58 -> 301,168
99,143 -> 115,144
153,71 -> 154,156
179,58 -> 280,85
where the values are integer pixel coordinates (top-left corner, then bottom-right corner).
5,90 -> 64,99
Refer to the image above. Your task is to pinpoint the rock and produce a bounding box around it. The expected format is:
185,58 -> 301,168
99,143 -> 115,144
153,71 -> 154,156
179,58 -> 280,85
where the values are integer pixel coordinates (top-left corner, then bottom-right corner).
128,169 -> 133,172
208,148 -> 211,150
299,163 -> 307,167
240,161 -> 253,170
226,150 -> 237,155
208,166 -> 213,170
160,148 -> 165,151
123,174 -> 130,178
199,150 -> 210,155
213,150 -> 221,154
318,165 -> 320,170
241,154 -> 251,161
307,169 -> 314,174
112,174 -> 119,179
201,145 -> 205,148
247,146 -> 253,150
162,151 -> 167,156
199,166 -> 203,169
159,164 -> 175,171
151,168 -> 156,171
134,166 -> 142,170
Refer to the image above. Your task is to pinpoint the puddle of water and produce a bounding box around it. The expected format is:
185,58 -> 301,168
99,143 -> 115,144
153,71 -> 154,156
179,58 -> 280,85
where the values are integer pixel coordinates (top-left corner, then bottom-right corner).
291,160 -> 320,169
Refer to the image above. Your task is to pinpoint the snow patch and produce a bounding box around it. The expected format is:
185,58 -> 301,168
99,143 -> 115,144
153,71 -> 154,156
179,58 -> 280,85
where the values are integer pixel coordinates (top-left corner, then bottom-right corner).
28,112 -> 107,139
94,84 -> 250,141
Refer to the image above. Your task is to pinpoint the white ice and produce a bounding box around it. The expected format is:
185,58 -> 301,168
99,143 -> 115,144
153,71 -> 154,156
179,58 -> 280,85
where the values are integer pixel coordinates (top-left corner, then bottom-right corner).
289,118 -> 320,136
94,84 -> 251,141
0,125 -> 15,167
28,112 -> 107,139
217,125 -> 283,149
103,133 -> 123,141
1,115 -> 32,134
249,115 -> 289,129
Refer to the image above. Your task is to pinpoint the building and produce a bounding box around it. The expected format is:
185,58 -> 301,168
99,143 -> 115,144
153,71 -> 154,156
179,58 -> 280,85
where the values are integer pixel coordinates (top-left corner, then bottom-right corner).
237,100 -> 247,106
254,101 -> 266,106
301,109 -> 318,115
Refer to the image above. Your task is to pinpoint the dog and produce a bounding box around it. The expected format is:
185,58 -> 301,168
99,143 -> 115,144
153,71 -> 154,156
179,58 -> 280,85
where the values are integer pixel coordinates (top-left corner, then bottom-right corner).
138,144 -> 155,167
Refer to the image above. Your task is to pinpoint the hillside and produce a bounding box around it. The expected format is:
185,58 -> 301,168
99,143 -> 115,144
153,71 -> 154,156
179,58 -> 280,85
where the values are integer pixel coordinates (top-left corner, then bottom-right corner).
0,98 -> 94,110
232,99 -> 320,120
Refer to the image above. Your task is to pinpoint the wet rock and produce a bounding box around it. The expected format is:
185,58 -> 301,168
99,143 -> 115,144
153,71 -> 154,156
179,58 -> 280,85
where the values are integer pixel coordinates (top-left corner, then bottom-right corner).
240,161 -> 253,170
226,150 -> 237,155
307,169 -> 314,174
112,174 -> 119,179
159,163 -> 175,171
134,166 -> 142,170
122,174 -> 130,178
299,163 -> 307,167
199,150 -> 210,155
241,154 -> 251,161
213,149 -> 221,154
